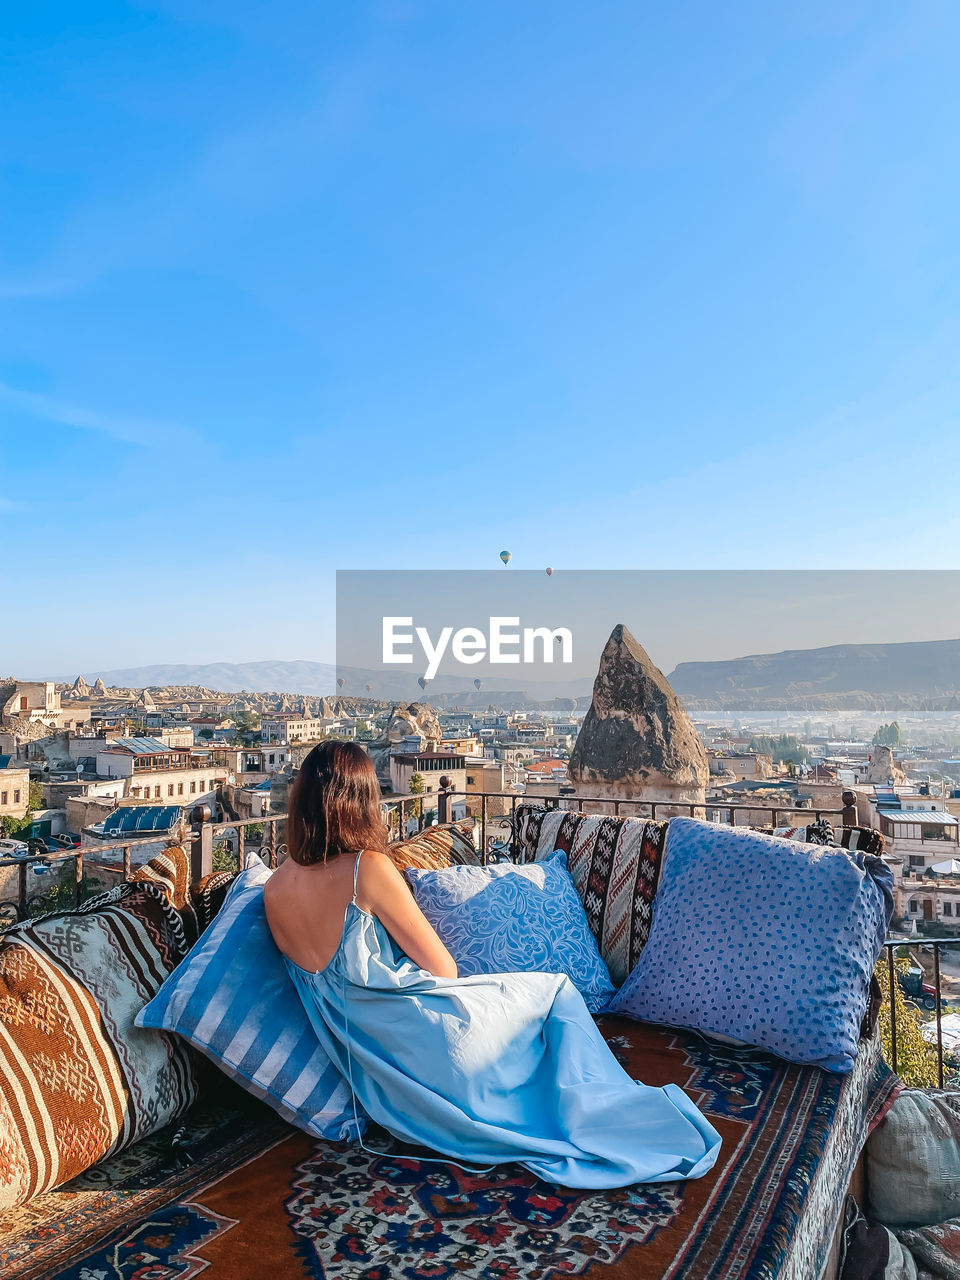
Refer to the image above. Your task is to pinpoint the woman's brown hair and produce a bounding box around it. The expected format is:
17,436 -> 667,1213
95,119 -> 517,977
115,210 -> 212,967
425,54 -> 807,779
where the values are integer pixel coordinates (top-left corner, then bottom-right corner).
286,741 -> 388,866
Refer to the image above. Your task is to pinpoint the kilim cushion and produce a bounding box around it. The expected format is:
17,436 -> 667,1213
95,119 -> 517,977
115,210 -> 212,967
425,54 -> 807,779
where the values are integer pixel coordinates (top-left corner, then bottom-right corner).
137,854 -> 362,1141
513,806 -> 668,986
388,821 -> 479,873
0,880 -> 199,1210
189,868 -> 237,934
839,825 -> 885,856
131,844 -> 201,945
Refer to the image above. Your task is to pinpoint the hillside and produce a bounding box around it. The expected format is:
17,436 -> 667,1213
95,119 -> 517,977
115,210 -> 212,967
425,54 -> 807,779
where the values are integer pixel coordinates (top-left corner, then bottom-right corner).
668,637 -> 960,707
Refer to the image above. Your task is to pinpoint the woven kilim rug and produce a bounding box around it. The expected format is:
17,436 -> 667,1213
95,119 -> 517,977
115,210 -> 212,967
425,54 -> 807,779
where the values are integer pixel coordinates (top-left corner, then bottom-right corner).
0,1021 -> 900,1280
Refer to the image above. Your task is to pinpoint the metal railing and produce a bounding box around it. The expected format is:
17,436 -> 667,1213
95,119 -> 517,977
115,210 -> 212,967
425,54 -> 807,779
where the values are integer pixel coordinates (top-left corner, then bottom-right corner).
0,796 -> 434,928
436,789 -> 846,862
883,937 -> 960,1088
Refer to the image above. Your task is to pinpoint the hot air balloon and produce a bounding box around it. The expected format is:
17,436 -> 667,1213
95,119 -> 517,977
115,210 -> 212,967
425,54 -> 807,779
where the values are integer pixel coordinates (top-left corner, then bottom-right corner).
365,683 -> 372,693
545,566 -> 554,576
337,677 -> 345,688
418,676 -> 429,690
474,678 -> 482,690
499,550 -> 511,565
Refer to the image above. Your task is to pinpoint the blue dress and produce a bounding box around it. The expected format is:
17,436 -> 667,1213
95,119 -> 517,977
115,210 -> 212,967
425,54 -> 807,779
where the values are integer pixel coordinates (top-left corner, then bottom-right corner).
284,851 -> 721,1190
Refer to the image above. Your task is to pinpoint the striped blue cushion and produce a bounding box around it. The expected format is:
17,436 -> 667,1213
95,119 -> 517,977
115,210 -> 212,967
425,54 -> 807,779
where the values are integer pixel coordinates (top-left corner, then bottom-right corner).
136,856 -> 363,1139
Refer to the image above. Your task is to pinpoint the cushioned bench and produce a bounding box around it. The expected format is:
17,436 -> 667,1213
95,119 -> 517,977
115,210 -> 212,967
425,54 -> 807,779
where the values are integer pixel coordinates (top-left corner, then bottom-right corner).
0,1015 -> 897,1280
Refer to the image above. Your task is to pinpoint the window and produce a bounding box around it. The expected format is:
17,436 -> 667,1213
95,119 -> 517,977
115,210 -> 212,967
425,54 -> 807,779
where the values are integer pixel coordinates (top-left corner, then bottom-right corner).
910,855 -> 926,868
909,899 -> 920,913
178,783 -> 184,795
154,786 -> 161,798
0,792 -> 6,806
190,781 -> 196,794
13,790 -> 19,804
944,902 -> 953,917
466,776 -> 475,785
168,784 -> 175,797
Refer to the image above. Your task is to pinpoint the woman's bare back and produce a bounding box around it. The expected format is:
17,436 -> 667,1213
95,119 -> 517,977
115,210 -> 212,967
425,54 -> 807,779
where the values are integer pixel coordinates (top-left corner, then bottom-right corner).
264,848 -> 459,979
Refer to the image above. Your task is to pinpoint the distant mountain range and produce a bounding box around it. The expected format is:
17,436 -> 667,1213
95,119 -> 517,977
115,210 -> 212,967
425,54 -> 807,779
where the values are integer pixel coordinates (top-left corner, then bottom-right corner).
71,637 -> 960,712
668,638 -> 960,706
75,660 -> 593,705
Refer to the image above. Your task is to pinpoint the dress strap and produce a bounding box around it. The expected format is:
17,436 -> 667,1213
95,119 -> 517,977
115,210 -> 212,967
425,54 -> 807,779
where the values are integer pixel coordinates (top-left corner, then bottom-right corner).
351,849 -> 363,905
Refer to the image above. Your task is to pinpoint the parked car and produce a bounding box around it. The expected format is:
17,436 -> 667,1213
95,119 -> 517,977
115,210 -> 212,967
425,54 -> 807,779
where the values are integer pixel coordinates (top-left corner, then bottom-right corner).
26,836 -> 63,857
52,832 -> 81,848
898,965 -> 949,1010
0,838 -> 30,859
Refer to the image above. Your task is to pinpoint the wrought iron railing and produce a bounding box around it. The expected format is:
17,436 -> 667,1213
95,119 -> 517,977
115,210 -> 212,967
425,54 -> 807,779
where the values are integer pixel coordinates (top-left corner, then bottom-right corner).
436,789 -> 846,863
882,938 -> 960,1088
0,796 -> 434,927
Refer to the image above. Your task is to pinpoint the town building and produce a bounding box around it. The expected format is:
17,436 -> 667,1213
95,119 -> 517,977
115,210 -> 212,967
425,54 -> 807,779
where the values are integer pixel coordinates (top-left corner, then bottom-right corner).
0,758 -> 30,823
261,713 -> 327,744
389,749 -> 467,799
93,737 -> 225,806
0,681 -> 90,733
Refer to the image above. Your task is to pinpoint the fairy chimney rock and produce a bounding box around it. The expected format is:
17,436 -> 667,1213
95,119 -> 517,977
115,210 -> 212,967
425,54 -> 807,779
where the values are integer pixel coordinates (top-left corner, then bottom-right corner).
568,624 -> 708,810
93,677 -> 108,697
863,744 -> 906,786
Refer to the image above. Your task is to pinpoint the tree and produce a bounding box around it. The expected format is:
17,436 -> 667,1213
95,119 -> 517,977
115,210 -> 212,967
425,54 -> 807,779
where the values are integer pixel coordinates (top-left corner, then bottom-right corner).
198,728 -> 214,740
873,722 -> 902,747
409,772 -> 425,795
748,734 -> 809,766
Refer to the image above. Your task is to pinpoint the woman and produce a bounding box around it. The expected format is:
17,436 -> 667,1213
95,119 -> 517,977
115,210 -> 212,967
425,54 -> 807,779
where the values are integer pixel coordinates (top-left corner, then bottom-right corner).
265,740 -> 720,1189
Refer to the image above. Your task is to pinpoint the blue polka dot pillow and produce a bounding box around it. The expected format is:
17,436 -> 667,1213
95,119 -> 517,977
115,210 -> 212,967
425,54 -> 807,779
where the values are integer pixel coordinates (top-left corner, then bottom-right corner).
405,850 -> 615,1013
607,818 -> 893,1072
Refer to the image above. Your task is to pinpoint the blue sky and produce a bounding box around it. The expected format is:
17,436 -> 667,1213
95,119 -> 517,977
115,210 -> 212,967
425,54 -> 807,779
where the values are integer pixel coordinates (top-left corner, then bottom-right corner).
2,1 -> 958,674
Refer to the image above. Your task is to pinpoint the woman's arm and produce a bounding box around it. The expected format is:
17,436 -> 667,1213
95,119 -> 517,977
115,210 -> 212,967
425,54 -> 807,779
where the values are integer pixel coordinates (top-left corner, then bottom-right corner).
358,850 -> 458,979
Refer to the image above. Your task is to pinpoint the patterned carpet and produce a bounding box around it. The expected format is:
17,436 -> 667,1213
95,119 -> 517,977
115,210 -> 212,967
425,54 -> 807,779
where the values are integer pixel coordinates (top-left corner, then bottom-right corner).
0,1021 -> 899,1280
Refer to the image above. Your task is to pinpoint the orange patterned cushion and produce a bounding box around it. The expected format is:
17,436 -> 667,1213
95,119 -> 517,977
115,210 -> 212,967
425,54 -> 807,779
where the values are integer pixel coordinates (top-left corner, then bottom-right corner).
0,881 -> 199,1209
389,822 -> 479,873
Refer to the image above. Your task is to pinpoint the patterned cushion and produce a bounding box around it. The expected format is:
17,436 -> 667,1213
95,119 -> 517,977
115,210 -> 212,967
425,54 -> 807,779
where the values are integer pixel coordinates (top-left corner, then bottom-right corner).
771,819 -> 837,846
137,855 -> 361,1141
388,821 -> 479,873
405,851 -> 615,1012
608,818 -> 895,1072
131,845 -> 201,945
513,806 -> 668,986
0,880 -> 199,1209
189,868 -> 237,934
839,825 -> 885,857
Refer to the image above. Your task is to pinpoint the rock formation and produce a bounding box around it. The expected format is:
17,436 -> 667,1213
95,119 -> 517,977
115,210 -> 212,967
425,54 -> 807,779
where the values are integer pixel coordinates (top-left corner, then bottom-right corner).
368,702 -> 443,789
71,675 -> 90,699
93,677 -> 108,697
568,624 -> 708,813
863,744 -> 906,786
